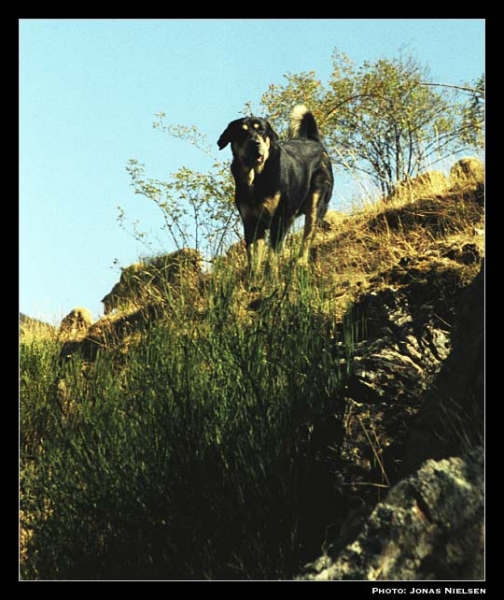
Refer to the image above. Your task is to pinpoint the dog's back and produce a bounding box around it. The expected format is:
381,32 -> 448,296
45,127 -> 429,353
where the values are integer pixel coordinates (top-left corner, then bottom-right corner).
282,105 -> 333,224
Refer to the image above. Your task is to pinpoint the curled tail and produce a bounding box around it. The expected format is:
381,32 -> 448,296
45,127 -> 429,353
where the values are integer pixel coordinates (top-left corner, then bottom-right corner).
288,104 -> 321,142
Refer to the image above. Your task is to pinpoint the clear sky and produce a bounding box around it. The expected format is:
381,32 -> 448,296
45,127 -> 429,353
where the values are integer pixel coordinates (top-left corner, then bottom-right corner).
19,18 -> 485,325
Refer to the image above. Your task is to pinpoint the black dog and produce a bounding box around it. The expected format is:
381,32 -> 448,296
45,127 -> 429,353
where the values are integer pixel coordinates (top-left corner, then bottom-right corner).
218,105 -> 333,272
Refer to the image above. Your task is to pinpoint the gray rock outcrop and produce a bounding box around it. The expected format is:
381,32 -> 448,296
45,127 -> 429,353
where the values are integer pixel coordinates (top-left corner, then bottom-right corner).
299,446 -> 484,580
298,260 -> 484,580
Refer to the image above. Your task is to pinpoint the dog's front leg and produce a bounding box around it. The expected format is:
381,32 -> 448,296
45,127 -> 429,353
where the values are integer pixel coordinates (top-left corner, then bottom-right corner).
244,218 -> 267,277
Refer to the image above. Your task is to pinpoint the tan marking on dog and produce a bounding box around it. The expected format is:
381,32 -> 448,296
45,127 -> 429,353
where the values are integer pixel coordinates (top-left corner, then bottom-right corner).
234,135 -> 272,176
253,136 -> 271,175
253,123 -> 260,129
246,168 -> 255,186
242,124 -> 249,130
253,191 -> 281,219
235,162 -> 255,188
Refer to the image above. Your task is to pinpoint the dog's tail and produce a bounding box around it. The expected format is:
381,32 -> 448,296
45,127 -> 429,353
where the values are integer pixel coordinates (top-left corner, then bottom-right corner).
288,104 -> 321,142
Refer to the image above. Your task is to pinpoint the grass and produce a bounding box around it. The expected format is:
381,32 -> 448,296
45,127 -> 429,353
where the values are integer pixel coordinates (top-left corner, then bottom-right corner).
309,175 -> 484,321
20,260 -> 350,580
20,162 -> 484,580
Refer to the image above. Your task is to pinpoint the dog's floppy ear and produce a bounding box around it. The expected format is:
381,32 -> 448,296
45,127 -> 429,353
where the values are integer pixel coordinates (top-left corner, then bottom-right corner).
217,119 -> 243,150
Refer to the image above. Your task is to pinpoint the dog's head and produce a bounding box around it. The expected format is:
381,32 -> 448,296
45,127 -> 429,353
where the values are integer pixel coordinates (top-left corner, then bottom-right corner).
218,116 -> 279,172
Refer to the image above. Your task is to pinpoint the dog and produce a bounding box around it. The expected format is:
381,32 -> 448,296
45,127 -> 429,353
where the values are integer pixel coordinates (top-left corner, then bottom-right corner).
218,105 -> 333,272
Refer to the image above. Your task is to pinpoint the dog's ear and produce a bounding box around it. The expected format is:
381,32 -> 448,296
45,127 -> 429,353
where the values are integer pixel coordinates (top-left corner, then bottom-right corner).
217,119 -> 243,150
265,121 -> 279,146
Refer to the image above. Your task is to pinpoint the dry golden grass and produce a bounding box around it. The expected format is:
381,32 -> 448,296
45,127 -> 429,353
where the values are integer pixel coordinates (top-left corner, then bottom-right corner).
189,161 -> 484,325
386,170 -> 449,204
19,317 -> 57,343
24,160 -> 484,356
305,168 -> 484,320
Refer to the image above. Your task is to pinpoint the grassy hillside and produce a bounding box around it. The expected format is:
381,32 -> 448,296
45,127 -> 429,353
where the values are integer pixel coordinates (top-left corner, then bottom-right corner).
20,314 -> 56,340
20,162 -> 484,580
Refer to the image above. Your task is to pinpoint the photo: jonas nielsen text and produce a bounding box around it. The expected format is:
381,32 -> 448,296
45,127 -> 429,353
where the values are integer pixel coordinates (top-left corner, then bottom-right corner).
371,589 -> 486,595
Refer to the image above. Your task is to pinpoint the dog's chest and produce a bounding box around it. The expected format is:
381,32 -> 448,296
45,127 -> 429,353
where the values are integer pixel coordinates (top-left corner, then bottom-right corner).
235,168 -> 282,221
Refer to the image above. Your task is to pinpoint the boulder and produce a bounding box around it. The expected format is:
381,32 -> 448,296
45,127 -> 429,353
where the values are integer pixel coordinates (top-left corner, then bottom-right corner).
101,248 -> 203,315
450,157 -> 484,187
299,446 -> 484,580
58,307 -> 93,340
297,260 -> 484,580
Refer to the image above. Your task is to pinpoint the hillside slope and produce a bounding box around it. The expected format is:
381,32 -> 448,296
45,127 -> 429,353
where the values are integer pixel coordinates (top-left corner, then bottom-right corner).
21,159 -> 485,580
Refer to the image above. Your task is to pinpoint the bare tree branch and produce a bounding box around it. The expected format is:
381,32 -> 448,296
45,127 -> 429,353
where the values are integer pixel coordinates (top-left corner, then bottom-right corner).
418,82 -> 484,96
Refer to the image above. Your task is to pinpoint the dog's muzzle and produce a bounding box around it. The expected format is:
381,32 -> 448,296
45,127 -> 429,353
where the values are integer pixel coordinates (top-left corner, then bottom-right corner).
245,140 -> 265,166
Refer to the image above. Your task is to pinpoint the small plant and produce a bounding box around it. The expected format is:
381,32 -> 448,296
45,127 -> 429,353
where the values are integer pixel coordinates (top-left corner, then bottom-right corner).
123,118 -> 240,258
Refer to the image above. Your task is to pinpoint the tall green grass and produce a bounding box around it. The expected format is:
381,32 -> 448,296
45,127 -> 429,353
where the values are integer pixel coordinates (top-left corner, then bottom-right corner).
20,263 -> 351,580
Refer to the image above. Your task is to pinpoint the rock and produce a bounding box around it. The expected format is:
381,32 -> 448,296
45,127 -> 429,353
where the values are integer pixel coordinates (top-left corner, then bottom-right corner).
101,248 -> 203,315
387,170 -> 448,203
298,446 -> 484,580
401,262 -> 484,473
58,307 -> 93,340
293,256 -> 483,571
296,259 -> 484,579
450,157 -> 484,187
342,258 -> 467,409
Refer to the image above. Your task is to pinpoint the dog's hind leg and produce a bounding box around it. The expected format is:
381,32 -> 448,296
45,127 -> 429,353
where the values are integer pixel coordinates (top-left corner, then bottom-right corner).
299,191 -> 321,264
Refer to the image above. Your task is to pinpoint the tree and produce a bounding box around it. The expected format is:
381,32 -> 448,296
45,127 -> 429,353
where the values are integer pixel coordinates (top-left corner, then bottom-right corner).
460,74 -> 485,149
258,50 -> 484,197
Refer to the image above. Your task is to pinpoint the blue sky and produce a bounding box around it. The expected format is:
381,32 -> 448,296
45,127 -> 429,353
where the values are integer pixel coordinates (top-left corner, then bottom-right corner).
19,19 -> 485,325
